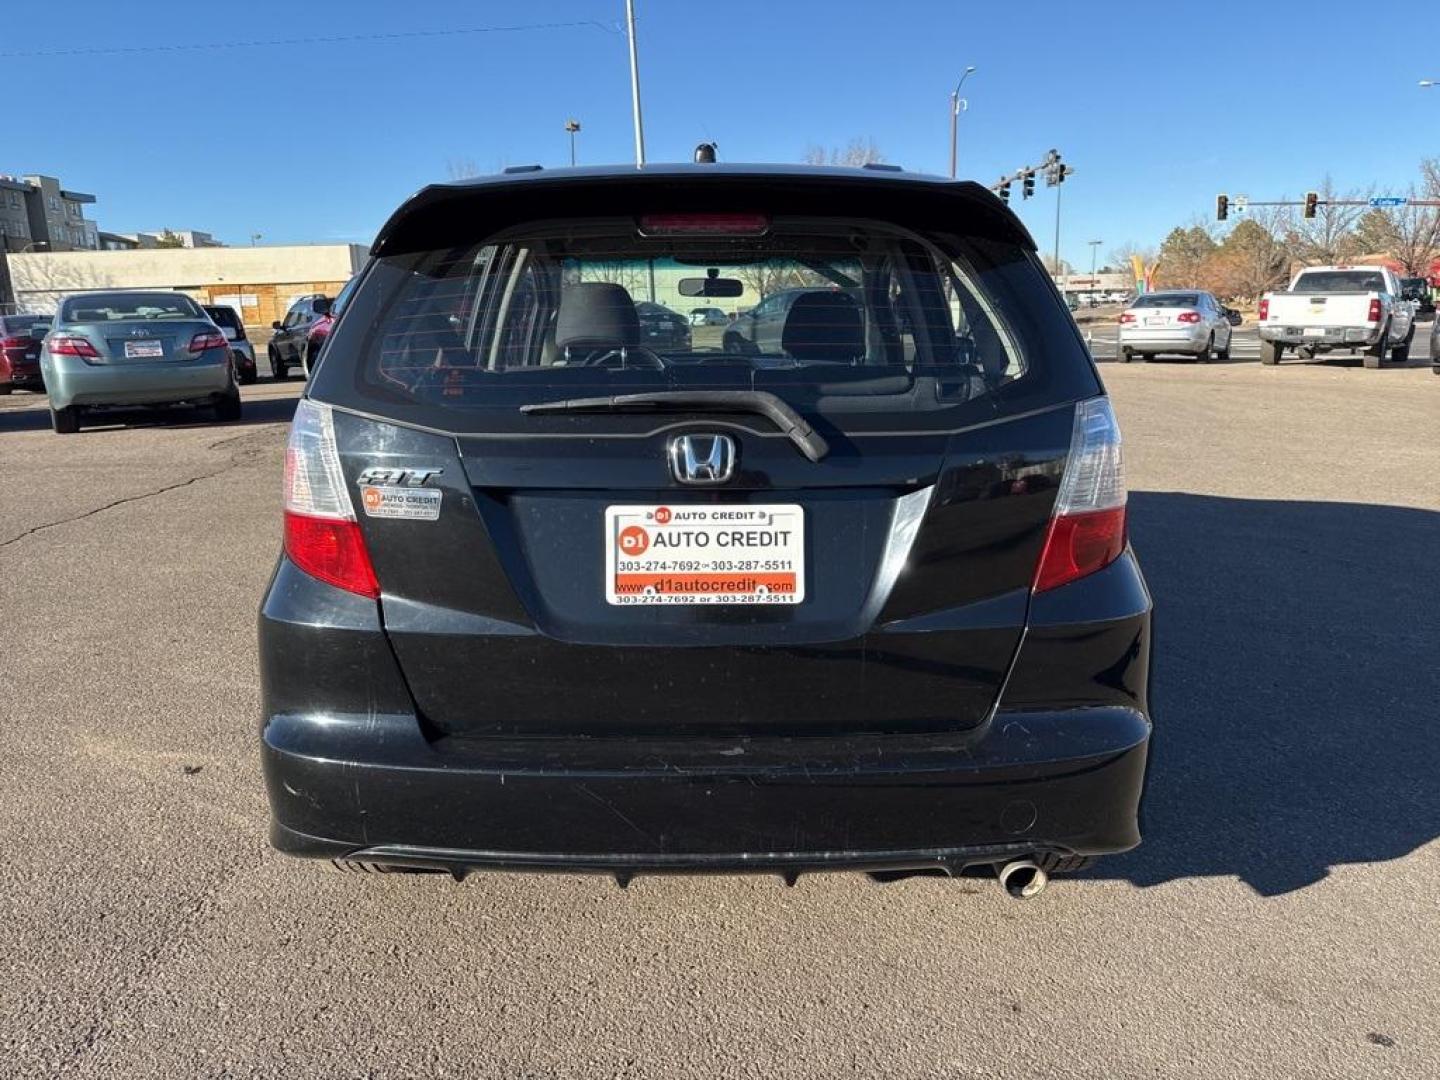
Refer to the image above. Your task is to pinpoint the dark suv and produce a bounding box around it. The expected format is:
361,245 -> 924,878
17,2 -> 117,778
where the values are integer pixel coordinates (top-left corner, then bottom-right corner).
260,164 -> 1152,898
268,294 -> 330,380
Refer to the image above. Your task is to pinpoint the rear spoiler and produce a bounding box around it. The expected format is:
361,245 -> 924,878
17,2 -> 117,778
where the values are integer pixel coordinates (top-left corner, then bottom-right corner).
371,165 -> 1037,258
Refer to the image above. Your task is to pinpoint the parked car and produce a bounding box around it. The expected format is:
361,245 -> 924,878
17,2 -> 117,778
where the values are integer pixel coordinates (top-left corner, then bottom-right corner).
721,287 -> 859,357
0,312 -> 52,394
1399,276 -> 1435,318
1118,290 -> 1234,361
633,301 -> 692,350
1431,314 -> 1439,375
303,276 -> 359,379
39,291 -> 240,433
260,162 -> 1151,897
202,304 -> 257,384
268,294 -> 331,380
689,306 -> 728,326
1258,265 -> 1414,368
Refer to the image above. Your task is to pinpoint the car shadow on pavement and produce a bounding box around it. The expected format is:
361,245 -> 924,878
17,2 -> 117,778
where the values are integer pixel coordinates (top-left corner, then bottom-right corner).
0,396 -> 298,435
1103,492 -> 1440,897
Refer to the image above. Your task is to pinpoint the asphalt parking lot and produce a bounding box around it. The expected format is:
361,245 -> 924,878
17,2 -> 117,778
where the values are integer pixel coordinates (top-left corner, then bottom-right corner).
1,355 -> 1437,1078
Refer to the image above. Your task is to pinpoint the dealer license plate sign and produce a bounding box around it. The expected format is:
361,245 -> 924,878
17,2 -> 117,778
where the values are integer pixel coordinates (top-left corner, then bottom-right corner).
605,504 -> 804,606
124,340 -> 164,358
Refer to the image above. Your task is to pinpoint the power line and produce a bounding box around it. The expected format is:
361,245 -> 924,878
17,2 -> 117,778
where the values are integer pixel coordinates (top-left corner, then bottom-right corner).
0,19 -> 617,60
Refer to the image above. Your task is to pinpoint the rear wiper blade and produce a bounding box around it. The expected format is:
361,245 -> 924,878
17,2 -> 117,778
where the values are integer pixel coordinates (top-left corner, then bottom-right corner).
521,390 -> 829,462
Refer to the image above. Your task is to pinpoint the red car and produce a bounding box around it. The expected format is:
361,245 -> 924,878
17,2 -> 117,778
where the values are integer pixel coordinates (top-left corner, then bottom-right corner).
0,313 -> 51,394
302,275 -> 359,378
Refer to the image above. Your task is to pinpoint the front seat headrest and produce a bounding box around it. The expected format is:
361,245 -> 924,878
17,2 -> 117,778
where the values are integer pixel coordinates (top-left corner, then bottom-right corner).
555,282 -> 640,352
781,291 -> 864,364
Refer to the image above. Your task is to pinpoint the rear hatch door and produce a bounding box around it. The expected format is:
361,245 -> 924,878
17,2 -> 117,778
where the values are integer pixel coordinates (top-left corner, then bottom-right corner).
316,172 -> 1100,739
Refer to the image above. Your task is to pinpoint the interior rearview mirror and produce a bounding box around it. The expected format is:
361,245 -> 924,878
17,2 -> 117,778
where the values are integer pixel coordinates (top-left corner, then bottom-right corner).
271,320 -> 283,330
314,299 -> 332,316
679,277 -> 743,298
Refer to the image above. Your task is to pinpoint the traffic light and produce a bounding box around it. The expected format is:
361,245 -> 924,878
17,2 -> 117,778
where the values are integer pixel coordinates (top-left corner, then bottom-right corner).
997,182 -> 1011,205
1216,194 -> 1229,222
1303,191 -> 1318,219
1022,170 -> 1035,199
1055,157 -> 1068,184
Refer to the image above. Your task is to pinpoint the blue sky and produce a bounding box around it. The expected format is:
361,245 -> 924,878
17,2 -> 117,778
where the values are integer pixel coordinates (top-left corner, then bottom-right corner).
7,0 -> 1438,268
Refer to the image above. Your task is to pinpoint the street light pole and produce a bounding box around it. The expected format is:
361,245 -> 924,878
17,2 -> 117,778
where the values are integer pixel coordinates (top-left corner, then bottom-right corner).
565,119 -> 581,166
949,66 -> 976,179
1089,239 -> 1103,288
624,0 -> 646,167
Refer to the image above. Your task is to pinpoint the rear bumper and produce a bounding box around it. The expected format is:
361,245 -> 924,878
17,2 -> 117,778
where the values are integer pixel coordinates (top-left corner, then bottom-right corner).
44,353 -> 231,410
1118,327 -> 1208,352
264,708 -> 1149,873
1257,324 -> 1380,346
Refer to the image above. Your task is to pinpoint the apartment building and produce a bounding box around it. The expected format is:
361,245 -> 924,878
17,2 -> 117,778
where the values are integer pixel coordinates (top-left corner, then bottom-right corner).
0,174 -> 98,252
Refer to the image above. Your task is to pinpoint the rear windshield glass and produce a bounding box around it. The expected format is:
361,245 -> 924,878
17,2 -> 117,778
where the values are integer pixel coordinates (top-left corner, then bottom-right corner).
204,306 -> 241,329
61,293 -> 203,321
2,316 -> 50,335
1291,271 -> 1385,293
347,216 -> 1054,421
1133,293 -> 1199,308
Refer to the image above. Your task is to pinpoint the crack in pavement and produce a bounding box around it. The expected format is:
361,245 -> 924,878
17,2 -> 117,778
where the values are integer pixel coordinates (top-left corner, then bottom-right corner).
1,426 -> 283,551
0,462 -> 242,550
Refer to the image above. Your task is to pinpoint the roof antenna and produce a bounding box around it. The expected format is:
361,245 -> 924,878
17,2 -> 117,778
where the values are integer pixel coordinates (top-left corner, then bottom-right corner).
694,142 -> 717,164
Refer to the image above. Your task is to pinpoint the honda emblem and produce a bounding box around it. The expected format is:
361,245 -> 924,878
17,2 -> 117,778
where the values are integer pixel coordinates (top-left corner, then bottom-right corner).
669,434 -> 736,485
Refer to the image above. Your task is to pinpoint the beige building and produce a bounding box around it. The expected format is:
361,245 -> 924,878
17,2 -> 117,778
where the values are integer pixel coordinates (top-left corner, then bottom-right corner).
7,244 -> 367,329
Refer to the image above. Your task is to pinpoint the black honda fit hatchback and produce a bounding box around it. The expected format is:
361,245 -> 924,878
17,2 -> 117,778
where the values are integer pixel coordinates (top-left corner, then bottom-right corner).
260,163 -> 1152,896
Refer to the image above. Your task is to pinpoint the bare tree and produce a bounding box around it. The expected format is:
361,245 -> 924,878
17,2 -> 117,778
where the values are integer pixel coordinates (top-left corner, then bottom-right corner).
803,138 -> 885,167
1286,175 -> 1370,265
446,158 -> 481,181
1379,182 -> 1440,276
1038,253 -> 1073,276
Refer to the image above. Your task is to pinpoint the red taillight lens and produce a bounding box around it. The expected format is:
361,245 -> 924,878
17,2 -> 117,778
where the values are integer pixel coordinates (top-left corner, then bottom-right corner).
283,511 -> 379,598
638,212 -> 770,236
2,335 -> 31,349
1176,311 -> 1201,324
1033,507 -> 1127,592
1118,312 -> 1136,324
48,335 -> 100,358
1367,298 -> 1382,323
189,330 -> 227,352
1258,299 -> 1269,321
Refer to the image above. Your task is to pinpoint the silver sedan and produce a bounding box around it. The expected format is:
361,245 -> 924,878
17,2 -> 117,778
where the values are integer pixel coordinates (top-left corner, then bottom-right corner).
39,291 -> 241,434
1119,290 -> 1235,362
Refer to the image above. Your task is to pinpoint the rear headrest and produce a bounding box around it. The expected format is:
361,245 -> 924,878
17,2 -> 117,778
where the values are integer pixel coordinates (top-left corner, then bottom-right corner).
70,309 -> 106,322
556,282 -> 640,351
781,291 -> 864,363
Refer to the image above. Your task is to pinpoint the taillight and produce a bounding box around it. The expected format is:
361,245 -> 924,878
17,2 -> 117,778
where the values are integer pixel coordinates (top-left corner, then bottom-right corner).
1,335 -> 32,349
1176,311 -> 1201,324
1118,312 -> 1136,324
282,399 -> 379,598
1258,299 -> 1269,321
189,330 -> 228,352
1033,397 -> 1127,593
1367,298 -> 1382,323
48,335 -> 100,358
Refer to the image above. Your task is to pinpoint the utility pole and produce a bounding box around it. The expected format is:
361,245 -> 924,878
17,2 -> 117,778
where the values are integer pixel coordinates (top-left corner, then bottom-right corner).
624,0 -> 646,167
565,118 -> 581,167
949,66 -> 976,179
1053,183 -> 1063,280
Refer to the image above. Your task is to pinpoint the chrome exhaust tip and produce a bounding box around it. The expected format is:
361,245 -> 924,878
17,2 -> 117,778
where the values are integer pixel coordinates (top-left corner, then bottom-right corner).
997,859 -> 1049,900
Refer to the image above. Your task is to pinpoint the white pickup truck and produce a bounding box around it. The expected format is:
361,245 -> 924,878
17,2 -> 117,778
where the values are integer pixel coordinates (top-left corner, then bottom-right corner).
1258,265 -> 1415,368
